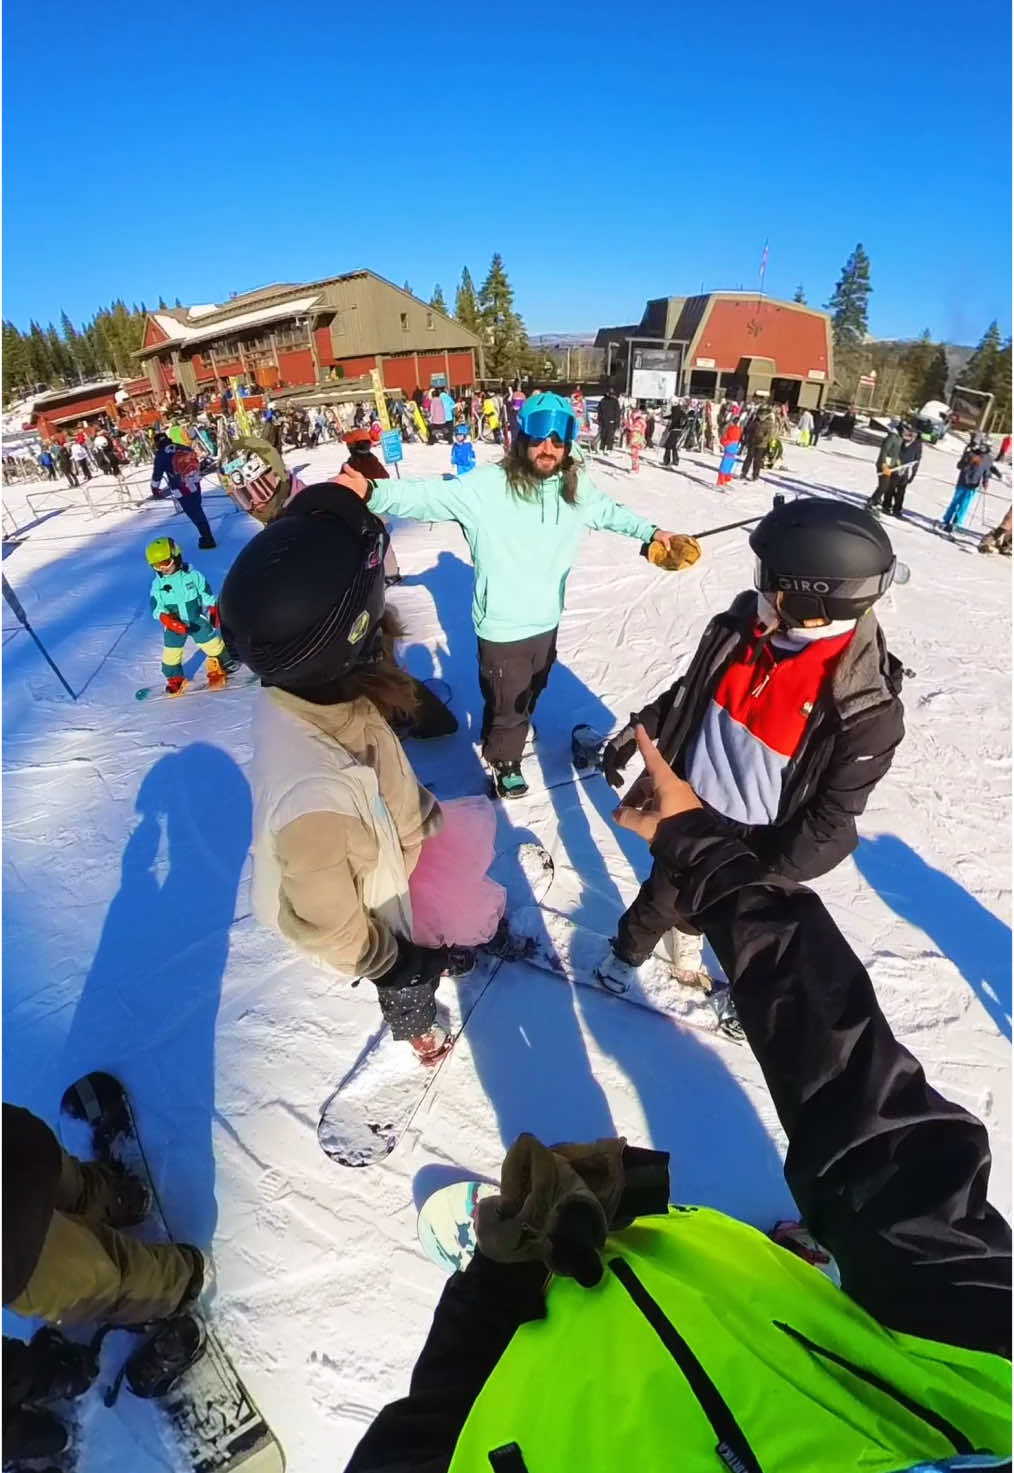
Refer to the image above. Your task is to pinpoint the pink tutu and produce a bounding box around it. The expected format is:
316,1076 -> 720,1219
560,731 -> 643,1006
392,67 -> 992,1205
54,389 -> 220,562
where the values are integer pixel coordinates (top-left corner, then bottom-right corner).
409,796 -> 506,948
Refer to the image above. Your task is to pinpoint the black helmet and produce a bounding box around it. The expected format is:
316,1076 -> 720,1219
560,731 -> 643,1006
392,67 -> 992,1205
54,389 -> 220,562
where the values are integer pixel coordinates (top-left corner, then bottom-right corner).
750,496 -> 896,624
219,483 -> 389,692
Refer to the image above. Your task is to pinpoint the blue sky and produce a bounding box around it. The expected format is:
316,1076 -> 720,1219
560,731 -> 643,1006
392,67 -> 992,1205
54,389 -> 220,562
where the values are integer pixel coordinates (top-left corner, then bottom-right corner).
3,0 -> 1010,344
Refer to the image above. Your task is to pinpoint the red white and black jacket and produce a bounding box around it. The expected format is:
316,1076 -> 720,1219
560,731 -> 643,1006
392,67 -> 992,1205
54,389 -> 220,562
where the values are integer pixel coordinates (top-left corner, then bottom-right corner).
626,590 -> 905,884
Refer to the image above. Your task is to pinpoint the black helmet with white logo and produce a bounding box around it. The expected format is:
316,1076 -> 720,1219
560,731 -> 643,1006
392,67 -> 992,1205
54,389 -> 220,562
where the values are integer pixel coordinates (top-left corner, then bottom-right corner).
219,483 -> 389,693
750,496 -> 896,624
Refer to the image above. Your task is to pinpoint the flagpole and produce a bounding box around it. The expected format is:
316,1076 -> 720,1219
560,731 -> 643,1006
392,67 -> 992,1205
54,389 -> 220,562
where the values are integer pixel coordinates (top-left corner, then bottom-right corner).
759,238 -> 769,297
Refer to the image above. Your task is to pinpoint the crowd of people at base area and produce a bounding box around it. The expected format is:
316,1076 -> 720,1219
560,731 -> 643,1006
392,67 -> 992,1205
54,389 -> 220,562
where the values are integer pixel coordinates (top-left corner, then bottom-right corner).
4,392 -> 1012,1471
17,422 -> 152,491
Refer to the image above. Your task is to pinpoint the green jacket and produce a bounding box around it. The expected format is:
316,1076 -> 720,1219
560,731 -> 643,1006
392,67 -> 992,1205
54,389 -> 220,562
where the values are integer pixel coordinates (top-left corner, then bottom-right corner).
149,564 -> 216,627
366,462 -> 656,642
449,1208 -> 1011,1473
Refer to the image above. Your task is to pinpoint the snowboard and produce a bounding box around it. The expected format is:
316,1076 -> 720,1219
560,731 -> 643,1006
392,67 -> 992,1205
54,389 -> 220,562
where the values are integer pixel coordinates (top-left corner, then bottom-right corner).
135,671 -> 259,702
417,1181 -> 498,1273
492,906 -> 744,1043
59,1072 -> 284,1473
317,844 -> 556,1168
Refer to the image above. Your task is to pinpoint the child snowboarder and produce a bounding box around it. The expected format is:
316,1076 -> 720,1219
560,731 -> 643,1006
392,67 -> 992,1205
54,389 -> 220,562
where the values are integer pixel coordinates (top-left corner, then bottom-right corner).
602,497 -> 904,986
450,423 -> 477,476
626,406 -> 647,473
146,537 -> 234,696
716,414 -> 741,486
219,483 -> 505,1062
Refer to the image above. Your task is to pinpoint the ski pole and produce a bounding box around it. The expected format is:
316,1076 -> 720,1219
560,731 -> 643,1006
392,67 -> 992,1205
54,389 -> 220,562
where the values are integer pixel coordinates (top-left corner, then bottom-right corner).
1,575 -> 77,700
693,493 -> 786,540
692,512 -> 765,538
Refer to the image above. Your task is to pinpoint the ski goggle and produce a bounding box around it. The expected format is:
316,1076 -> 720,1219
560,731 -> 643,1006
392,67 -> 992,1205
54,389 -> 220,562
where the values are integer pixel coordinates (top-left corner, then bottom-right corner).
519,406 -> 580,445
755,558 -> 897,604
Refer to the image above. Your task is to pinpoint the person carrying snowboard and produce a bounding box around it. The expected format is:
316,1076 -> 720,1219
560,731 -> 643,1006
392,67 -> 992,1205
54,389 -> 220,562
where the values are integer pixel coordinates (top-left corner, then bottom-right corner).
602,497 -> 904,986
333,392 -> 694,799
150,431 -> 216,548
146,537 -> 235,696
219,484 -> 505,1064
345,733 -> 1010,1473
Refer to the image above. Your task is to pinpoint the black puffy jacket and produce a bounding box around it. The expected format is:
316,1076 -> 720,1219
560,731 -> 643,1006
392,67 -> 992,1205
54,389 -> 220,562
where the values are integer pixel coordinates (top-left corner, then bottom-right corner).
624,591 -> 905,885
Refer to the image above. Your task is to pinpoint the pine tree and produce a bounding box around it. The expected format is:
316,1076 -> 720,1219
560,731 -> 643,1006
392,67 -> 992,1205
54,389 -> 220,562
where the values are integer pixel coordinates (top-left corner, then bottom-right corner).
45,322 -> 72,384
900,329 -> 935,406
990,338 -> 1012,430
454,267 -> 481,333
477,253 -> 529,379
963,320 -> 1003,392
158,297 -> 168,311
793,284 -> 806,303
2,321 -> 31,401
922,344 -> 949,404
430,284 -> 447,314
402,281 -> 413,296
60,310 -> 85,383
25,321 -> 52,388
825,244 -> 872,347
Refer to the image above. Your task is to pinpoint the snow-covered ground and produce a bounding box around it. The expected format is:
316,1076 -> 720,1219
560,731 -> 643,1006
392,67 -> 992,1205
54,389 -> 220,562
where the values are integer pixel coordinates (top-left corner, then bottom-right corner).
3,429 -> 1011,1470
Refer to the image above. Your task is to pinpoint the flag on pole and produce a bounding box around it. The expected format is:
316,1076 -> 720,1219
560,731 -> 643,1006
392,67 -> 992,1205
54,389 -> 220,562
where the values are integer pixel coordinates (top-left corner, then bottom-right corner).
759,239 -> 769,293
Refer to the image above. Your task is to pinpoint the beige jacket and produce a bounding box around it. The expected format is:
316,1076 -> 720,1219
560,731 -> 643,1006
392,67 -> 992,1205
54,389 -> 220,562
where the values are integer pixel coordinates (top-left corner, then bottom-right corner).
250,688 -> 441,980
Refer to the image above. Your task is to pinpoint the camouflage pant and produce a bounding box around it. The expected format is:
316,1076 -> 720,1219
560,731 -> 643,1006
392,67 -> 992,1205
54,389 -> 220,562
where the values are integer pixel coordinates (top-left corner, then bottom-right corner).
8,1151 -> 192,1328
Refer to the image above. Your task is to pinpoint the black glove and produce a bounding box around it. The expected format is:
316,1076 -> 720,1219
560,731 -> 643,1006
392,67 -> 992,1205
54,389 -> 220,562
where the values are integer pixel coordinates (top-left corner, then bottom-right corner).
602,722 -> 637,789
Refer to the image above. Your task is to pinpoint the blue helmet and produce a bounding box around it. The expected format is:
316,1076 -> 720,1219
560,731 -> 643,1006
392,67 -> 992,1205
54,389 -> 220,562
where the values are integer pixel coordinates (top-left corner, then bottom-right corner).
518,392 -> 581,447
453,423 -> 469,438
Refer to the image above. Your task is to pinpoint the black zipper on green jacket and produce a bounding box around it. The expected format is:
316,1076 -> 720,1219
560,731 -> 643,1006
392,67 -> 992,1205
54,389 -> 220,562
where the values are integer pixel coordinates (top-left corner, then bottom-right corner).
609,1257 -> 763,1473
774,1321 -> 973,1455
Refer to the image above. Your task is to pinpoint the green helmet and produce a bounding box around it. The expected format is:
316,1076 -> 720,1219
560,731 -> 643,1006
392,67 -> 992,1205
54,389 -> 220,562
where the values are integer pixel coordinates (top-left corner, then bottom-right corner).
145,536 -> 182,567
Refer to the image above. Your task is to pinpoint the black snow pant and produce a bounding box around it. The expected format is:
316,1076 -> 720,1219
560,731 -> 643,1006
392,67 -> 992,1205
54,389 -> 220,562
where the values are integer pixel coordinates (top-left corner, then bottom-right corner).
346,816 -> 1011,1473
598,425 -> 616,452
882,474 -> 910,517
663,435 -> 680,466
741,443 -> 765,480
477,628 -> 558,765
178,491 -> 213,543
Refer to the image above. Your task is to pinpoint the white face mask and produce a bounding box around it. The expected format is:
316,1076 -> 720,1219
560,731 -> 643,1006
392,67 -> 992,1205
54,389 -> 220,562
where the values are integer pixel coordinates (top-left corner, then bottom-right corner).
756,592 -> 857,648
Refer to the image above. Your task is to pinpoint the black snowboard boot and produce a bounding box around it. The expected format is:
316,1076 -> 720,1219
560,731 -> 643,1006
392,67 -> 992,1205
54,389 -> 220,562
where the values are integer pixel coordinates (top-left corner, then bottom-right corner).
123,1313 -> 207,1399
491,760 -> 528,800
197,536 -> 217,550
27,1327 -> 100,1401
3,1406 -> 69,1463
442,947 -> 475,978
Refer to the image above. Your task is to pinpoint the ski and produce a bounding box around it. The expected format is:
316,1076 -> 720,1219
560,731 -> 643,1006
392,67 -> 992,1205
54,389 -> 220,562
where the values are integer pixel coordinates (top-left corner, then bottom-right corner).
490,905 -> 744,1043
318,844 -> 555,1167
59,1072 -> 284,1473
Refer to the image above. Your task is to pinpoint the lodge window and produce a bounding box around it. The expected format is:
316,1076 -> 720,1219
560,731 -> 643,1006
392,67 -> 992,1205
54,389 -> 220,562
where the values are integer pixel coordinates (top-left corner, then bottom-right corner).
426,312 -> 434,331
400,312 -> 409,331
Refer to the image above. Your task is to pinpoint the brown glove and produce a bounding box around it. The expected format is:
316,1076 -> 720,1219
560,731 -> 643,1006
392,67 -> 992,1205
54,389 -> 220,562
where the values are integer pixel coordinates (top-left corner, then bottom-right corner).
476,1133 -> 627,1287
642,535 -> 702,572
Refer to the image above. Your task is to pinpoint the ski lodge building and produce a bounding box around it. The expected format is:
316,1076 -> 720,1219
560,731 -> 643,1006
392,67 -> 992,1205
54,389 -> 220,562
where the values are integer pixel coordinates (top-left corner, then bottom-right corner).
596,292 -> 833,408
136,273 -> 485,404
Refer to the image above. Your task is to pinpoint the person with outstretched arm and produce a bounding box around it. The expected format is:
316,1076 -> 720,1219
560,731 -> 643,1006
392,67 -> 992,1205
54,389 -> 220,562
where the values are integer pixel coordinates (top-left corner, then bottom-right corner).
335,392 -> 698,799
345,726 -> 1010,1473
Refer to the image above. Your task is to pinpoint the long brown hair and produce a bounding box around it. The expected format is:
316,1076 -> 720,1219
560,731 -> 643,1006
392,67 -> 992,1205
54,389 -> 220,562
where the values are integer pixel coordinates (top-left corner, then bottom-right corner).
294,611 -> 419,721
501,440 -> 579,505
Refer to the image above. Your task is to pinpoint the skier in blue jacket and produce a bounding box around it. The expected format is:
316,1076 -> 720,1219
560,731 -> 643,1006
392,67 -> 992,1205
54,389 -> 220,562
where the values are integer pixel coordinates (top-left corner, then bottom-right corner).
336,393 -> 696,798
150,433 -> 216,549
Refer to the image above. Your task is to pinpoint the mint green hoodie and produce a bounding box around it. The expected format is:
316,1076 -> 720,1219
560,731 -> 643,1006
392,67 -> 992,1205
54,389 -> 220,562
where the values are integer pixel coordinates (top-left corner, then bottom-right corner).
367,462 -> 657,642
